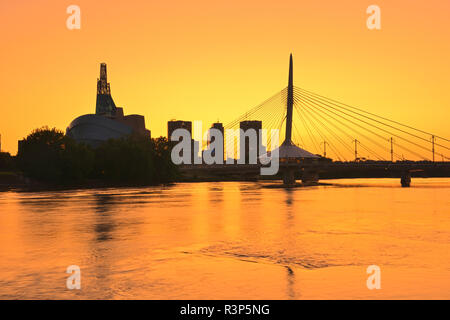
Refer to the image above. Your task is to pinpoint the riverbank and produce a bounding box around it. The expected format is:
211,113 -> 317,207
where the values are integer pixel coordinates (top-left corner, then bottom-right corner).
2,169 -> 450,192
0,171 -> 176,192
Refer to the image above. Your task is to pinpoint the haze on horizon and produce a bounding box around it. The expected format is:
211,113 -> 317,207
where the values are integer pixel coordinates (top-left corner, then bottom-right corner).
1,0 -> 449,155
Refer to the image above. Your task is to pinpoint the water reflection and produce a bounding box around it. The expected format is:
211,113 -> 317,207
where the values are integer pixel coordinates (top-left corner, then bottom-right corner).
284,189 -> 295,224
284,189 -> 294,206
0,179 -> 448,299
93,193 -> 116,242
208,183 -> 224,204
89,193 -> 117,299
285,266 -> 297,299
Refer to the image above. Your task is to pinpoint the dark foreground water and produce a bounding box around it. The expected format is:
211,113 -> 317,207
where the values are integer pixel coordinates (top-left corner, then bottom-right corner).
0,178 -> 449,299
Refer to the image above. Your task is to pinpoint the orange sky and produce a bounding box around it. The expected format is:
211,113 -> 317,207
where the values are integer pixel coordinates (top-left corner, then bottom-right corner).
1,0 -> 449,155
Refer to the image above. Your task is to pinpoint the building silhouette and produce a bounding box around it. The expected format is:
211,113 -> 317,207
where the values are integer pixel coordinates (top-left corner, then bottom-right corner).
240,120 -> 262,164
96,63 -> 117,116
168,120 -> 199,164
66,63 -> 150,147
208,122 -> 224,160
167,120 -> 192,140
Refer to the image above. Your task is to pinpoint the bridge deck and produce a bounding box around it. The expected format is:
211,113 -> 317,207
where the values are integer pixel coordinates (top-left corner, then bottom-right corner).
179,161 -> 450,179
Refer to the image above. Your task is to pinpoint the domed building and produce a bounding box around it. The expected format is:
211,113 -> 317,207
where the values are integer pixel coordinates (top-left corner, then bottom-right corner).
66,63 -> 150,146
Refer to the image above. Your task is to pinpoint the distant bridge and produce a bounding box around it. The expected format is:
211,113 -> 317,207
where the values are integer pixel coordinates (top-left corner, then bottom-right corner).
180,161 -> 450,186
187,55 -> 450,186
222,55 -> 449,162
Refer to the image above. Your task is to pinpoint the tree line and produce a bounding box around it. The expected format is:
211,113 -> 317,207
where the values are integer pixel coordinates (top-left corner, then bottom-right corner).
1,127 -> 178,185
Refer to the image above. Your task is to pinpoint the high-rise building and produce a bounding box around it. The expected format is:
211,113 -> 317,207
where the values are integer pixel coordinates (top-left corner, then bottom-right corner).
208,122 -> 224,160
167,120 -> 192,140
240,120 -> 262,164
168,120 -> 197,164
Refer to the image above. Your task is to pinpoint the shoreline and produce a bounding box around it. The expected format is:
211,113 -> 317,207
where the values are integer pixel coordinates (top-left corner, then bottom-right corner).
0,172 -> 177,193
1,170 -> 449,193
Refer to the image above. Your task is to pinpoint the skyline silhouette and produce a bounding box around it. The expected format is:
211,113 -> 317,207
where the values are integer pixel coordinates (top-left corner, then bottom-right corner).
1,1 -> 450,154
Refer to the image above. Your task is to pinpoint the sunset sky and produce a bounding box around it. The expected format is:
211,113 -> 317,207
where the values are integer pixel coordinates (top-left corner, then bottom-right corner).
1,0 -> 449,155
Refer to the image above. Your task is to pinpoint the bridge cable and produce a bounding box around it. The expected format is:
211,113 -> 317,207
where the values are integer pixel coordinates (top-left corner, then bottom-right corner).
294,102 -> 349,160
294,91 -> 432,160
296,95 -> 396,160
295,86 -> 450,143
296,88 -> 450,152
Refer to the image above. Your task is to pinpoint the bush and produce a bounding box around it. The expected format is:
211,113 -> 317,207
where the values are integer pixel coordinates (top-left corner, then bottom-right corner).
151,136 -> 179,182
0,152 -> 16,171
17,127 -> 178,185
94,135 -> 178,184
17,127 -> 94,183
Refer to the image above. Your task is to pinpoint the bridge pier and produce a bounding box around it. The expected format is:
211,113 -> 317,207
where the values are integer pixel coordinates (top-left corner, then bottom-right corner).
282,167 -> 296,186
302,170 -> 319,185
401,172 -> 411,187
281,167 -> 320,186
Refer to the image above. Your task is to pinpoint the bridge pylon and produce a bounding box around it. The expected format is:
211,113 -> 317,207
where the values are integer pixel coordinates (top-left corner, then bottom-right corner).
267,55 -> 319,186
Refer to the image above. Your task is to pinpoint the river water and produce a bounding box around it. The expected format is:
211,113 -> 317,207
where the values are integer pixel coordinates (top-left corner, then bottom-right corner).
0,178 -> 449,299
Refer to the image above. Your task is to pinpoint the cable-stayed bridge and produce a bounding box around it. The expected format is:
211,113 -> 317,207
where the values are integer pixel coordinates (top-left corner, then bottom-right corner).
225,86 -> 450,162
225,58 -> 449,163
183,55 -> 450,186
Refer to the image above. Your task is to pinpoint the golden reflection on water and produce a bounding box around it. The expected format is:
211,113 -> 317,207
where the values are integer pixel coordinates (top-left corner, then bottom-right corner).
0,178 -> 449,299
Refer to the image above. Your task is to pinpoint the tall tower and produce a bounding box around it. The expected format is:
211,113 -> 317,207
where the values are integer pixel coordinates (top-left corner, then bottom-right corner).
97,63 -> 111,95
270,54 -> 319,185
284,54 -> 294,145
96,63 -> 117,116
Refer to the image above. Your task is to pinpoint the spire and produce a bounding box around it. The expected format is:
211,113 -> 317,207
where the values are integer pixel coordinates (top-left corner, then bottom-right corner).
96,63 -> 117,116
284,54 -> 294,144
97,63 -> 110,94
100,63 -> 107,81
289,54 -> 293,89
